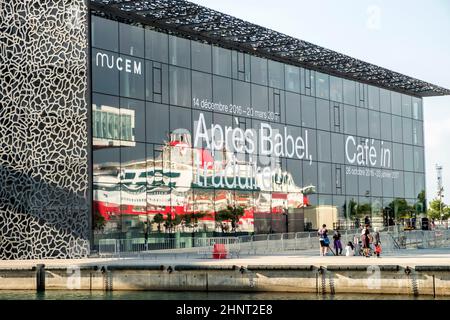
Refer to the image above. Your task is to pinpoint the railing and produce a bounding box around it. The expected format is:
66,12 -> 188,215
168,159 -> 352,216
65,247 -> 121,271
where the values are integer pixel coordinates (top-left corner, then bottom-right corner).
98,228 -> 450,257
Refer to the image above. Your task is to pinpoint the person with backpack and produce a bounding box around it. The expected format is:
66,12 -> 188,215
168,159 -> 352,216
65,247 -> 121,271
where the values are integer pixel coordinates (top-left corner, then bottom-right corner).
317,224 -> 329,256
333,229 -> 343,255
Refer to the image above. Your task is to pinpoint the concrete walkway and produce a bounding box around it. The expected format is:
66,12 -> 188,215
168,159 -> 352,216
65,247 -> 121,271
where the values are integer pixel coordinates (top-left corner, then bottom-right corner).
1,247 -> 450,269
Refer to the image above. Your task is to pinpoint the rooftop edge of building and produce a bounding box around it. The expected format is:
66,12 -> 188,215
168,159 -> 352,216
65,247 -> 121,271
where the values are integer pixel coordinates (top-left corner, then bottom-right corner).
89,0 -> 450,98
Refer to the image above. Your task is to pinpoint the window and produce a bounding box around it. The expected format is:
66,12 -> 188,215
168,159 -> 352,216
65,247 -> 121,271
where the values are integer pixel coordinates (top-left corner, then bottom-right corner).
169,35 -> 190,68
145,29 -> 168,63
232,80 -> 251,107
170,106 -> 192,133
380,113 -> 392,141
401,94 -> 412,118
302,161 -> 318,189
317,131 -> 331,162
330,76 -> 343,102
120,98 -> 145,142
301,68 -> 315,96
316,99 -> 330,131
212,46 -> 231,77
358,169 -> 370,196
331,133 -> 344,164
379,88 -> 391,114
146,103 -> 169,143
119,23 -> 144,57
92,93 -> 120,140
333,165 -> 343,194
356,83 -> 368,108
343,79 -> 356,105
285,65 -> 300,93
169,66 -> 191,107
191,41 -> 211,73
403,144 -> 413,171
92,48 -> 119,95
382,171 -> 393,198
145,61 -> 169,104
371,174 -> 382,197
402,118 -> 412,145
415,174 -> 425,198
391,92 -> 401,115
120,55 -> 144,99
214,76 -> 232,106
232,51 -> 250,81
301,95 -> 316,128
356,107 -> 369,137
268,60 -> 284,89
412,120 -> 423,146
192,71 -> 212,103
318,163 -> 332,194
412,97 -> 422,120
414,147 -> 424,172
250,56 -> 268,86
91,16 -> 118,52
251,84 -> 268,111
393,172 -> 404,198
392,115 -> 402,143
369,111 -> 380,139
392,143 -> 403,171
285,92 -> 301,125
345,165 -> 358,195
287,159 -> 302,190
368,85 -> 380,110
343,104 -> 356,135
333,104 -> 342,133
315,72 -> 329,99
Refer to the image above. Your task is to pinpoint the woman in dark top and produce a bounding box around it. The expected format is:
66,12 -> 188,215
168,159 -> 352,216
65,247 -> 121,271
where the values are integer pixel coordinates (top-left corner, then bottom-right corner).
361,228 -> 371,257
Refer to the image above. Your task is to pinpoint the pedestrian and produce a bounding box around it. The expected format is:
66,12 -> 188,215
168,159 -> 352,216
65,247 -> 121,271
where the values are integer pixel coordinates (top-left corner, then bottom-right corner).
374,242 -> 382,258
317,224 -> 329,256
373,227 -> 381,246
361,228 -> 371,257
353,234 -> 360,256
345,241 -> 355,256
333,229 -> 343,255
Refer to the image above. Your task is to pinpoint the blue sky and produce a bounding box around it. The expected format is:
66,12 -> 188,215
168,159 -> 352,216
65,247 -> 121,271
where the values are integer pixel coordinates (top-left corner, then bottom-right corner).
191,0 -> 450,202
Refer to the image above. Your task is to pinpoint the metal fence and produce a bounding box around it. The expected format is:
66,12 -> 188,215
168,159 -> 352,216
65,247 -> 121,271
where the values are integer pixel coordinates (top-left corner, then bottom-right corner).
97,228 -> 450,258
195,237 -> 241,259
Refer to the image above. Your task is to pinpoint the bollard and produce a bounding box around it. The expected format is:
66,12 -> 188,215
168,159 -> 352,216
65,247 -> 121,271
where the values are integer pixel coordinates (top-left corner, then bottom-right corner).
36,264 -> 45,292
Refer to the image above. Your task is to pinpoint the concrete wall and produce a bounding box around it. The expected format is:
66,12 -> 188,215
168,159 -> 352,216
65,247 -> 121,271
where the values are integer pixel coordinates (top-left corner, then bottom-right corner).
2,265 -> 450,296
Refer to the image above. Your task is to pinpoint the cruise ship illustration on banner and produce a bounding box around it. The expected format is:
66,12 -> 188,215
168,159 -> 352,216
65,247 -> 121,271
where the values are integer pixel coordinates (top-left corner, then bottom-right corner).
93,123 -> 315,232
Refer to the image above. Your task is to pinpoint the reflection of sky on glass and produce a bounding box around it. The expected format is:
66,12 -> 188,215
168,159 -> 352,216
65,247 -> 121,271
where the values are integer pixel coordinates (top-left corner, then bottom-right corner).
191,0 -> 450,200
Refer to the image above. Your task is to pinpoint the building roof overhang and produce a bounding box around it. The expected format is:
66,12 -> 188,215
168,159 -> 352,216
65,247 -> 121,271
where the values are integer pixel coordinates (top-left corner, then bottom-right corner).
90,0 -> 450,98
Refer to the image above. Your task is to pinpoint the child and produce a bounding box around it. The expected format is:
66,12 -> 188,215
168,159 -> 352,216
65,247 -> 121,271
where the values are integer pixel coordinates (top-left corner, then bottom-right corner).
374,243 -> 382,258
345,241 -> 355,256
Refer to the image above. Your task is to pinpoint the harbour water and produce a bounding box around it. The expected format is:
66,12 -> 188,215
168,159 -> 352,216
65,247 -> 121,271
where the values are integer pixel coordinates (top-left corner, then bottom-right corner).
0,290 -> 447,300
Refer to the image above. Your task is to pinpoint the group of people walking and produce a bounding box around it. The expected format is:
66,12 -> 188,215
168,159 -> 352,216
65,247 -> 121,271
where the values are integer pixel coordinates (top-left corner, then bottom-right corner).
318,224 -> 382,257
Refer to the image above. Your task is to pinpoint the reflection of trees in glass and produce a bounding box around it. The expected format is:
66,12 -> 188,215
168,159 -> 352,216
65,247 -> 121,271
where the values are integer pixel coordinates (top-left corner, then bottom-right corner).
152,213 -> 164,232
388,198 -> 413,219
416,190 -> 426,214
215,206 -> 245,233
182,212 -> 209,232
93,210 -> 106,232
357,203 -> 371,219
164,213 -> 182,233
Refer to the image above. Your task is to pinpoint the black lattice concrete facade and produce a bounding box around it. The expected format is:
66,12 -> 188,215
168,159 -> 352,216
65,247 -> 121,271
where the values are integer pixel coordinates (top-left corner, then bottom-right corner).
0,1 -> 90,259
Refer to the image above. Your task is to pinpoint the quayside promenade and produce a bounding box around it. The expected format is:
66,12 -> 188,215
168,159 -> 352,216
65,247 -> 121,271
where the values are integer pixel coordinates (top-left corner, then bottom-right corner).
1,248 -> 450,297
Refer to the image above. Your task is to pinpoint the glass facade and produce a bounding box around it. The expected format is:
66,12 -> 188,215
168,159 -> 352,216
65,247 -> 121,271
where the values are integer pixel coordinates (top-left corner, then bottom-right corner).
91,16 -> 426,240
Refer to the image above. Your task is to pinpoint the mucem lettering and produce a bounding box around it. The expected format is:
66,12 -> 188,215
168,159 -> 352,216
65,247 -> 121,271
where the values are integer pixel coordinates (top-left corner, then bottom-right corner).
95,51 -> 142,74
